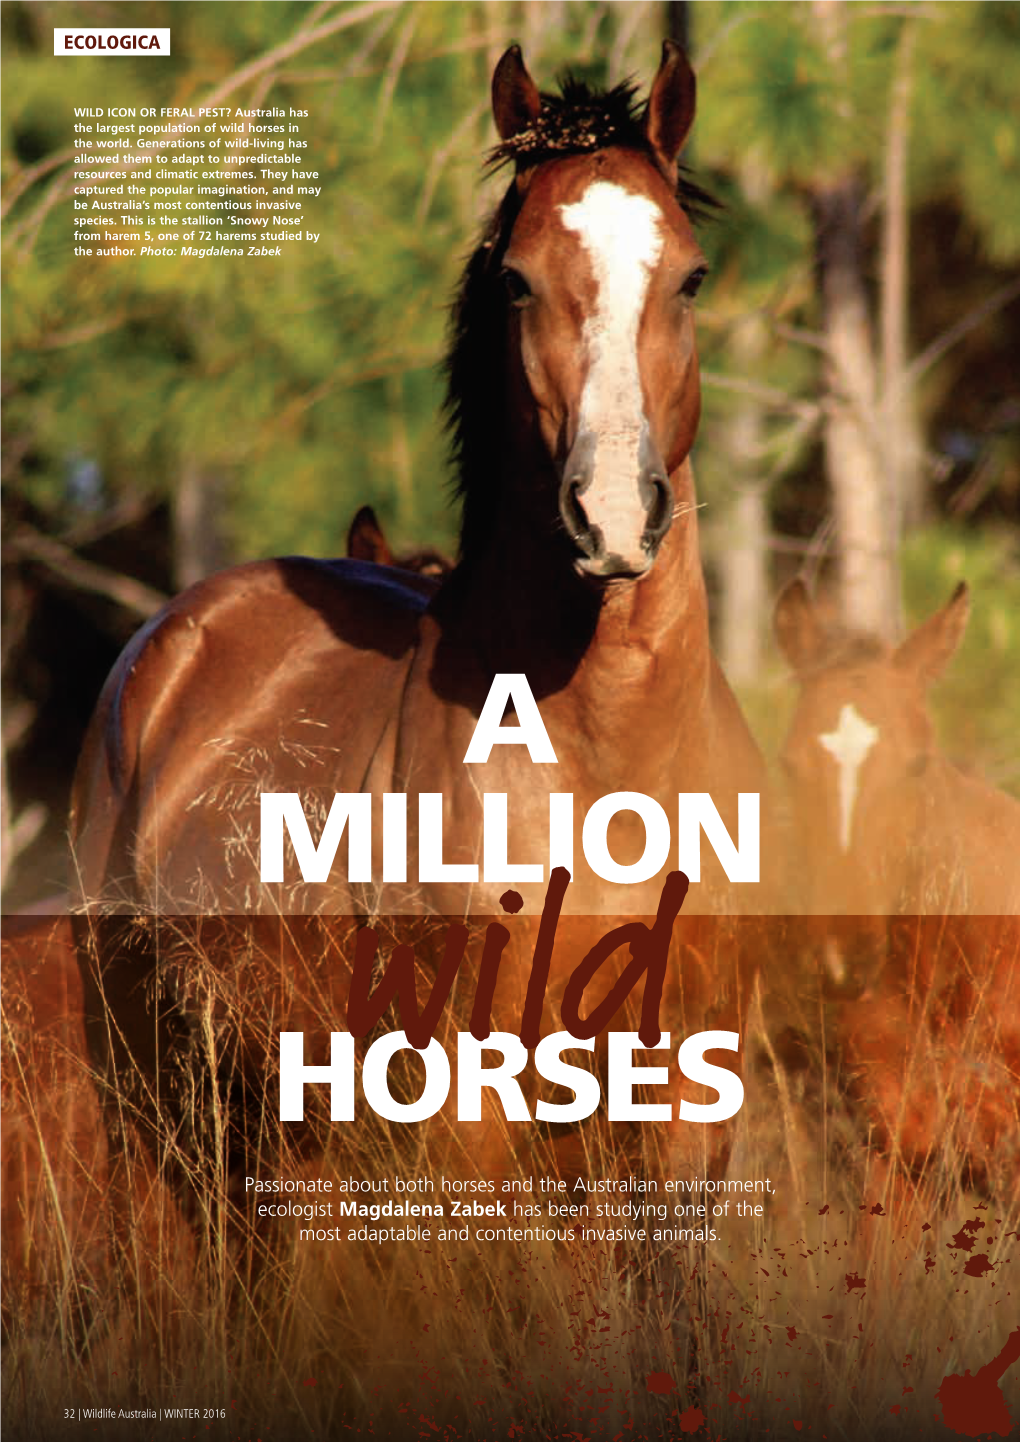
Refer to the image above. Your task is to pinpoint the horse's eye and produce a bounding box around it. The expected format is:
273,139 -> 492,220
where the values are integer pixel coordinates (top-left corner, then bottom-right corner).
679,266 -> 708,300
501,267 -> 533,308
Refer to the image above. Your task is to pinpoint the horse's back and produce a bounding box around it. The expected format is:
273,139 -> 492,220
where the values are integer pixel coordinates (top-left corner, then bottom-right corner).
71,557 -> 431,911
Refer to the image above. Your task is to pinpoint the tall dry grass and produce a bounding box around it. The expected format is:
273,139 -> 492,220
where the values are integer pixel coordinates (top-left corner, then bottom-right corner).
3,911 -> 1017,1441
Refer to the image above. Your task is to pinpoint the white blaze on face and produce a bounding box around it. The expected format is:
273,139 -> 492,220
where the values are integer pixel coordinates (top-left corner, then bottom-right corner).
819,702 -> 880,853
559,181 -> 663,560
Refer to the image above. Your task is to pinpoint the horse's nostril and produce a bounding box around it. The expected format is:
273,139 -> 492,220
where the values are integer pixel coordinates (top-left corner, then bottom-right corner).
644,477 -> 672,544
563,481 -> 588,541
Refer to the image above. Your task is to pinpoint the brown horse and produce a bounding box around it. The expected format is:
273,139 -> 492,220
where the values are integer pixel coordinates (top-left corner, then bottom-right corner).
69,49 -> 777,1197
775,579 -> 1020,1196
72,44 -> 767,926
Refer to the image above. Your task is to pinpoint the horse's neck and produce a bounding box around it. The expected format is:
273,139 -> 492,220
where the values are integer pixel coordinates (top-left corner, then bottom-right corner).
441,469 -> 714,765
569,552 -> 714,765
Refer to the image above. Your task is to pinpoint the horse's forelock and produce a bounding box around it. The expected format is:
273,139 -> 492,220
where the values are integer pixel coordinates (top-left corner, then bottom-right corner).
486,75 -> 715,219
488,78 -> 643,171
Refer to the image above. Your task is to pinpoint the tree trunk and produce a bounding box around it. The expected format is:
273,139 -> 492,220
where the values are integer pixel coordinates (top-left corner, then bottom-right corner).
880,20 -> 926,536
814,177 -> 901,639
718,313 -> 770,684
174,464 -> 230,591
810,0 -> 901,639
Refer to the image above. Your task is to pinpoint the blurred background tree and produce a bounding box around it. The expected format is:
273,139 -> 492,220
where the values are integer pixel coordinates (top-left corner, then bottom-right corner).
2,0 -> 1018,904
694,0 -> 1020,657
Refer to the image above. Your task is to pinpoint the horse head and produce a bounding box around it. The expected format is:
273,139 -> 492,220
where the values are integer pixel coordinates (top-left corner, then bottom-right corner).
450,44 -> 708,582
775,579 -> 971,983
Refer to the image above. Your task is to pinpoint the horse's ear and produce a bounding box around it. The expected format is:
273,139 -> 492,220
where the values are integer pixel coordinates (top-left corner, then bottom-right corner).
894,581 -> 970,684
774,579 -> 824,671
346,505 -> 394,566
644,40 -> 696,176
492,45 -> 541,142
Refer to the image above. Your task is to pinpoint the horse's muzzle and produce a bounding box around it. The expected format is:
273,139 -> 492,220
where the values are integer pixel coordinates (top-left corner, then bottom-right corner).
559,424 -> 672,578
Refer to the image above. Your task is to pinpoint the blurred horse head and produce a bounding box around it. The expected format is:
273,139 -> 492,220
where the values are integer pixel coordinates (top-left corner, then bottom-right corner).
773,579 -> 1008,923
776,579 -> 1020,1201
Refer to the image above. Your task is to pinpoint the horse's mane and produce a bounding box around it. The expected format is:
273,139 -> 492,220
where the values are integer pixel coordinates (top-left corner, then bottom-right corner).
444,76 -> 715,565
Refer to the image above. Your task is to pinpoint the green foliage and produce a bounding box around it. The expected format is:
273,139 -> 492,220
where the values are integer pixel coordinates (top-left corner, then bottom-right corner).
694,1 -> 909,188
903,525 -> 1020,794
2,1 -> 508,559
696,3 -> 847,187
912,2 -> 1020,262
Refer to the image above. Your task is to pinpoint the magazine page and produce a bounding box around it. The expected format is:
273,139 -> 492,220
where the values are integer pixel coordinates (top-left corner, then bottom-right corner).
3,3 -> 1019,1440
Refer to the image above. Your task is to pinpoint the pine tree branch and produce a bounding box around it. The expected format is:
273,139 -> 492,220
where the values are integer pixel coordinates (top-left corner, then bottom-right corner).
8,528 -> 169,619
700,369 -> 823,421
905,277 -> 1020,388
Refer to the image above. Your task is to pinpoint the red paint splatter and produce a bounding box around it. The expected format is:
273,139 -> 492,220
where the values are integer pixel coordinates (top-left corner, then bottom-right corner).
678,1404 -> 704,1432
845,1271 -> 866,1294
646,1372 -> 675,1395
925,1255 -> 936,1274
963,1254 -> 994,1279
869,1202 -> 886,1216
303,1378 -> 316,1387
793,1422 -> 803,1432
787,1326 -> 799,1342
500,889 -> 524,914
818,1204 -> 829,1215
936,1325 -> 1020,1438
